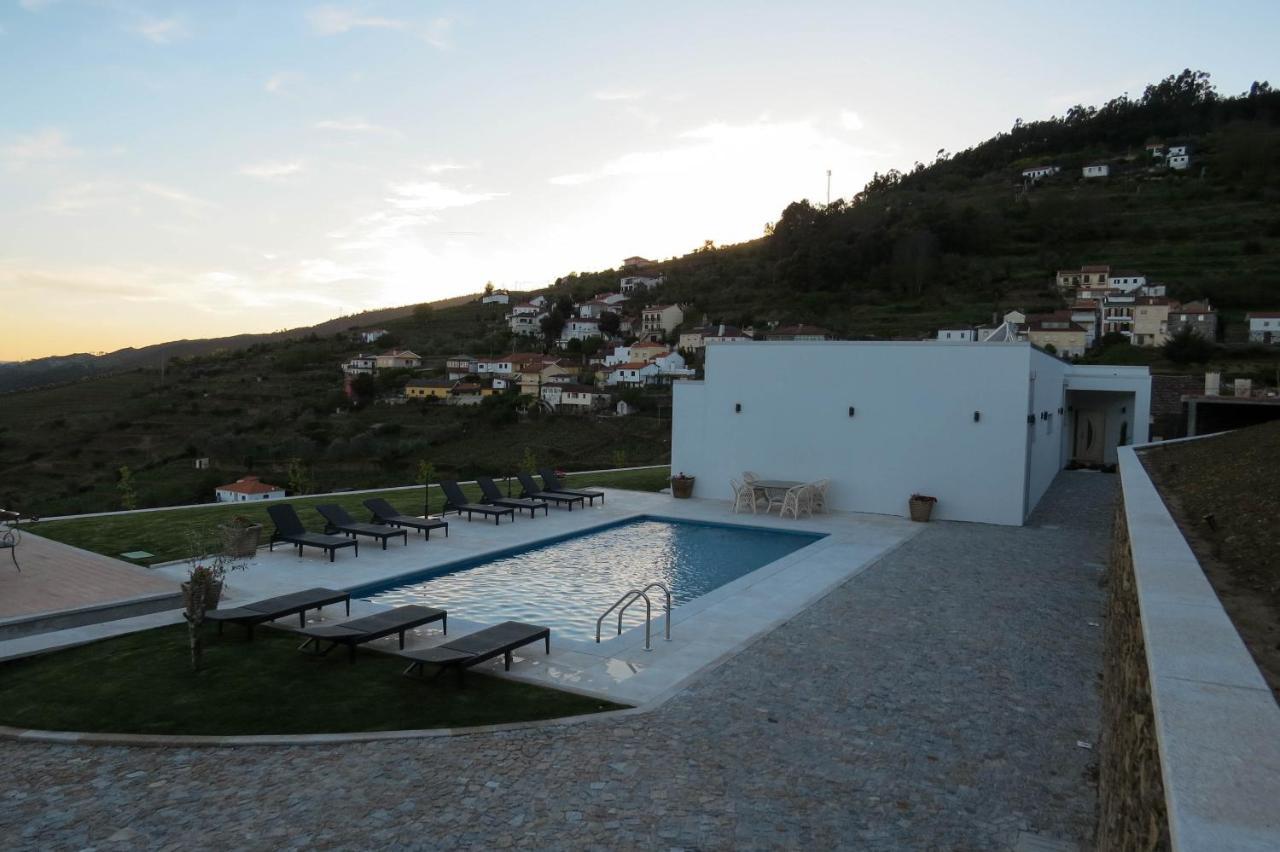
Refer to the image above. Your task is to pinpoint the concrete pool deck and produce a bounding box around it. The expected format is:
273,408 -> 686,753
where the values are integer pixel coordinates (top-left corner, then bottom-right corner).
147,488 -> 922,706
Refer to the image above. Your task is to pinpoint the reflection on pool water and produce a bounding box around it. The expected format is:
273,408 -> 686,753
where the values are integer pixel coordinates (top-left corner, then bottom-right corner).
357,516 -> 824,642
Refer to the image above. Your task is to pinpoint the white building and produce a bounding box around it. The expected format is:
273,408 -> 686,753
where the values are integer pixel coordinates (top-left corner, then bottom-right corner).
541,382 -> 608,412
606,362 -> 659,386
680,324 -> 752,351
559,317 -> 602,344
620,274 -> 664,294
358,329 -> 388,344
1108,273 -> 1147,293
1021,165 -> 1059,181
508,311 -> 544,336
481,291 -> 511,305
215,475 -> 285,503
476,357 -> 514,374
672,342 -> 1151,526
342,354 -> 377,375
1168,154 -> 1191,170
936,328 -> 976,342
1082,164 -> 1110,178
1167,144 -> 1190,157
1247,312 -> 1280,344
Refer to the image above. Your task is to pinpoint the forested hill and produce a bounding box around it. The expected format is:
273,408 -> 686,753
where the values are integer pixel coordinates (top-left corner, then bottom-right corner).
556,70 -> 1280,338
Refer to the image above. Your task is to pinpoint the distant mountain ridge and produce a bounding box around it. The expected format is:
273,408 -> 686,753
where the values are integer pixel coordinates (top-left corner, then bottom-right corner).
0,293 -> 482,394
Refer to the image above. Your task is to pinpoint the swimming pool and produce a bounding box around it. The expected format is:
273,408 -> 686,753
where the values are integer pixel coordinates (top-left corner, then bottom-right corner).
356,516 -> 824,643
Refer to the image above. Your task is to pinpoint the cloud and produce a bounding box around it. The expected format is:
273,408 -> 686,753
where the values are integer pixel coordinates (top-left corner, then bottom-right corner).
314,117 -> 397,135
264,71 -> 303,95
424,162 -> 467,174
133,17 -> 187,44
44,180 -> 213,215
839,109 -> 864,131
594,89 -> 645,102
384,180 -> 505,212
1,128 -> 81,169
306,4 -> 451,47
239,160 -> 304,179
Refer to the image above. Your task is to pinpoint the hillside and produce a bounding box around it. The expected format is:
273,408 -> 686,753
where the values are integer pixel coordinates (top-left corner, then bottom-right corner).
5,69 -> 1280,516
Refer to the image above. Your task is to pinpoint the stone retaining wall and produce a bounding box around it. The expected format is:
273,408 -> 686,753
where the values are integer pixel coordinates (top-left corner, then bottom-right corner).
1097,496 -> 1170,851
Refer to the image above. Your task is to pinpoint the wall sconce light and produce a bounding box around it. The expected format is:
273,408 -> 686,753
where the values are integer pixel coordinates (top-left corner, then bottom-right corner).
848,406 -> 856,417
1027,414 -> 1035,425
973,411 -> 981,422
734,403 -> 742,413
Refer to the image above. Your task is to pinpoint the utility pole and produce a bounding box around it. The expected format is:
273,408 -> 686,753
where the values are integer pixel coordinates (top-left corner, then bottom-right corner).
826,170 -> 832,206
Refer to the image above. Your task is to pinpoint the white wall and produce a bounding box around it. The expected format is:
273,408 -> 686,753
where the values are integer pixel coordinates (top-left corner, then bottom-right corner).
673,342 -> 1037,525
1024,350 -> 1070,517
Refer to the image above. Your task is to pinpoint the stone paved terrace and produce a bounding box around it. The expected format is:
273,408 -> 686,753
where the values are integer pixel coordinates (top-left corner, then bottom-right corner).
0,472 -> 1114,850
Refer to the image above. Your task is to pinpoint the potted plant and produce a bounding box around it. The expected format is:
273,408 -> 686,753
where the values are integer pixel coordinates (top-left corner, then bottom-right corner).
671,472 -> 696,499
219,514 -> 263,557
908,493 -> 937,522
182,527 -> 250,671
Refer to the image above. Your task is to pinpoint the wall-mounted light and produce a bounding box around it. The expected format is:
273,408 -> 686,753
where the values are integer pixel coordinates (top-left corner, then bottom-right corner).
973,411 -> 981,422
1027,414 -> 1035,425
734,403 -> 742,413
848,406 -> 856,418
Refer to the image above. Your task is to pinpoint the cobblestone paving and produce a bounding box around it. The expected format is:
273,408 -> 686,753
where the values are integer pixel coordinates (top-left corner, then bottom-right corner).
0,473 -> 1114,851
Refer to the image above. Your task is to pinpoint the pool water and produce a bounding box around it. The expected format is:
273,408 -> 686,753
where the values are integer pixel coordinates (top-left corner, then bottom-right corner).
357,517 -> 823,642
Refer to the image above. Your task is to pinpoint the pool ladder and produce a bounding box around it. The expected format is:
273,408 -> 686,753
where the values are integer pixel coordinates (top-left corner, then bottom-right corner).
596,582 -> 672,651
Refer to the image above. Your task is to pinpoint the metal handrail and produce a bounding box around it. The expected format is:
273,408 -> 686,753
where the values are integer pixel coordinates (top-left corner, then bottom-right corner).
617,581 -> 672,643
596,588 -> 653,650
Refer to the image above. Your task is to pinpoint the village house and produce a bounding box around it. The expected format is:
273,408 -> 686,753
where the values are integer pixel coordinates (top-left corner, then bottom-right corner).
559,317 -> 602,344
641,304 -> 684,337
357,329 -> 388,344
1102,293 -> 1136,338
679,323 -> 752,351
445,355 -> 476,380
214,475 -> 285,504
1021,165 -> 1059,181
620,273 -> 665,295
1082,164 -> 1110,178
1168,301 -> 1219,340
1139,282 -> 1168,298
481,290 -> 511,305
576,299 -> 616,319
621,255 -> 653,269
1246,312 -> 1280,344
540,382 -> 609,413
1168,154 -> 1191,170
507,305 -> 545,336
518,360 -> 576,395
1132,298 -> 1174,347
476,356 -> 514,375
1056,264 -> 1111,291
606,361 -> 659,387
448,382 -> 500,405
763,324 -> 833,341
404,378 -> 454,400
1024,314 -> 1088,358
1108,272 -> 1147,292
1069,300 -> 1101,348
342,354 -> 377,376
1145,141 -> 1165,158
375,350 -> 422,370
936,328 -> 977,342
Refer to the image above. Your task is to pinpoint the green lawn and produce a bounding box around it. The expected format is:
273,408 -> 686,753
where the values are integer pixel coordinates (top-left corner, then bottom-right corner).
0,624 -> 624,735
27,466 -> 672,564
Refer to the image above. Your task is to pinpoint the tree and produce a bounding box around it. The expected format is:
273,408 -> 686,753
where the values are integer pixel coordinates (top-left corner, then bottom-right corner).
117,466 -> 137,510
416,459 -> 436,516
520,446 -> 538,474
349,373 -> 377,406
598,311 -> 621,337
540,309 -> 566,348
412,304 -> 433,325
483,281 -> 495,296
286,457 -> 313,495
1163,327 -> 1215,364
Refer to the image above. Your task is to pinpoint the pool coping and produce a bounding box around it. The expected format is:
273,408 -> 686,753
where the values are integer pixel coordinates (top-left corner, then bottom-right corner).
0,530 -> 919,748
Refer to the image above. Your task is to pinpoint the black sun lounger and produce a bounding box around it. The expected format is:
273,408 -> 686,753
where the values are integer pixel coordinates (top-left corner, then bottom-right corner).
516,472 -> 584,511
316,503 -> 408,550
439,479 -> 515,524
268,504 -> 359,561
204,587 -> 350,639
399,620 -> 551,685
363,497 -> 450,539
476,477 -> 549,518
298,604 -> 447,662
539,469 -> 604,505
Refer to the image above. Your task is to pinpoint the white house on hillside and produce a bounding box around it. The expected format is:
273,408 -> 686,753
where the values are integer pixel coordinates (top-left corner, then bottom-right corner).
936,328 -> 976,342
620,273 -> 664,294
1168,154 -> 1191,170
358,329 -> 388,344
559,317 -> 602,344
606,361 -> 659,386
1247,312 -> 1280,344
1022,165 -> 1059,181
1082,164 -> 1110,178
342,354 -> 377,375
672,342 -> 1151,526
215,475 -> 285,503
375,351 -> 421,369
482,291 -> 511,305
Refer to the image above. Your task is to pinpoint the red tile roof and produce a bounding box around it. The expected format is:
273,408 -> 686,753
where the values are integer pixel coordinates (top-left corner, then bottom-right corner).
217,476 -> 282,494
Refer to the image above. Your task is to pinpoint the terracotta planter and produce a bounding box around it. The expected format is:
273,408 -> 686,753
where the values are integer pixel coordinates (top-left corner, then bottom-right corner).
908,497 -> 936,522
182,579 -> 223,613
220,523 -> 262,557
671,476 -> 695,498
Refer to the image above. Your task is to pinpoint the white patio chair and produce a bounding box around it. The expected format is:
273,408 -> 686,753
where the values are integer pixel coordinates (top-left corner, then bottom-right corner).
742,471 -> 760,483
730,478 -> 762,514
780,484 -> 812,519
810,479 -> 830,514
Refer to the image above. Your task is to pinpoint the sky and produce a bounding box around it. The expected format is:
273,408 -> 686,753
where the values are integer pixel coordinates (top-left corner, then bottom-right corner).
1,1 -> 1277,360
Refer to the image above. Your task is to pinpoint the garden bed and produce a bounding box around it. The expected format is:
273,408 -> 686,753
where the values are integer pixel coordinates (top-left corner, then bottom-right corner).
0,625 -> 623,736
